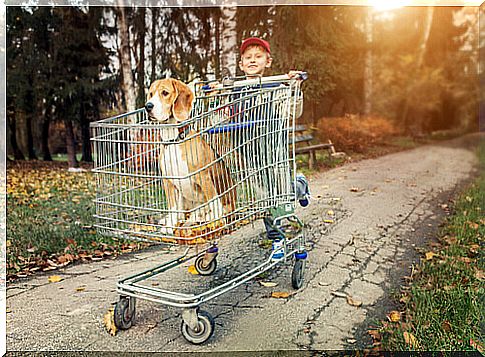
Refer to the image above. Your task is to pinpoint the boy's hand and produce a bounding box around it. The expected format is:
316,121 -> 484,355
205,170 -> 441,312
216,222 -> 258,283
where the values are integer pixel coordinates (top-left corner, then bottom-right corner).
288,70 -> 306,81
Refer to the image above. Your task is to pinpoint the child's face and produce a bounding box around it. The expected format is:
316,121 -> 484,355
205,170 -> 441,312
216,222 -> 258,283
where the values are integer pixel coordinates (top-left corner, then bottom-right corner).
239,45 -> 272,76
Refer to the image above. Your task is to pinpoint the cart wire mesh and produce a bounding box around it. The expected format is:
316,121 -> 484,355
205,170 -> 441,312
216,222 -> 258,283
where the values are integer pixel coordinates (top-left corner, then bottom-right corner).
91,76 -> 302,245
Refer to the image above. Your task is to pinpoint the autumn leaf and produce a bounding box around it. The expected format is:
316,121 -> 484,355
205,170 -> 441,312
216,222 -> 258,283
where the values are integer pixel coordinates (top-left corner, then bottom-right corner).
331,291 -> 348,298
260,281 -> 278,287
403,331 -> 418,348
346,295 -> 362,307
324,219 -> 334,224
470,338 -> 484,353
425,252 -> 437,261
188,265 -> 199,275
48,275 -> 63,283
76,286 -> 86,292
271,291 -> 290,299
441,320 -> 451,332
103,307 -> 117,336
387,310 -> 401,322
368,329 -> 381,341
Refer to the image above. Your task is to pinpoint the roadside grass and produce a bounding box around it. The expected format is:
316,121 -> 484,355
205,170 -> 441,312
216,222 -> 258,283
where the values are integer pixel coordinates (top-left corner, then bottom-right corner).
6,162 -> 148,279
374,142 -> 484,352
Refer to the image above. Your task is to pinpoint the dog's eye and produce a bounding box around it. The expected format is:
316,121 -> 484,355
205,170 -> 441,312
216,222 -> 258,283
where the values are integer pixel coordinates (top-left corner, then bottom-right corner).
162,90 -> 169,97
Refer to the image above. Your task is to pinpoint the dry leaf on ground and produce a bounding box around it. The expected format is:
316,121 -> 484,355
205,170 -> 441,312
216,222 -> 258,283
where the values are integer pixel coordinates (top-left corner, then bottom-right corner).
260,281 -> 278,287
346,295 -> 363,307
75,286 -> 85,292
271,291 -> 290,299
470,338 -> 484,353
103,307 -> 117,336
368,329 -> 381,341
442,320 -> 451,332
48,275 -> 63,283
331,291 -> 348,298
387,310 -> 401,322
187,265 -> 199,275
403,331 -> 418,348
425,252 -> 437,260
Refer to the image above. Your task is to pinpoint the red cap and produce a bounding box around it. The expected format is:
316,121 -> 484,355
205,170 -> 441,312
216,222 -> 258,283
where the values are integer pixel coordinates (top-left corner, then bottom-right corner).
240,37 -> 271,55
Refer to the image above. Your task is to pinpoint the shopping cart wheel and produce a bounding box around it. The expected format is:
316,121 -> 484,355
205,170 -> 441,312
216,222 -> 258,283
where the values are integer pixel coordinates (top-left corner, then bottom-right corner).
114,296 -> 136,330
194,255 -> 217,276
291,259 -> 306,289
181,310 -> 215,345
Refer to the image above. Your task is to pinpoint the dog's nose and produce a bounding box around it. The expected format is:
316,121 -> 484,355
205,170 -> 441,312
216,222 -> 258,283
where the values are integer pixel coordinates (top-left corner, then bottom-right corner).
145,102 -> 154,112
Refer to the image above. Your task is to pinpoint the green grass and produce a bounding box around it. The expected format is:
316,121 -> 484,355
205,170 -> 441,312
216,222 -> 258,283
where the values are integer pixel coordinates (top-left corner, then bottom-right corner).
378,142 -> 485,352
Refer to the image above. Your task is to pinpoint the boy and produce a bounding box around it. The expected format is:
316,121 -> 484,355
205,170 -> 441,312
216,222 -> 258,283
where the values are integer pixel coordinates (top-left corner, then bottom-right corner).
210,37 -> 310,240
238,37 -> 310,240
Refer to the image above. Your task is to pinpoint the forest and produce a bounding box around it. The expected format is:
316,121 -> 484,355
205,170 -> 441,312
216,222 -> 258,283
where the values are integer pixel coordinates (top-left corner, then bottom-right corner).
6,5 -> 480,167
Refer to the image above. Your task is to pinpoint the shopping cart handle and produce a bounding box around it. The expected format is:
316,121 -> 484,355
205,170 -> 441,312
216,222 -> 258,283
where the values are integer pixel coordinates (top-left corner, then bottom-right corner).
296,72 -> 308,81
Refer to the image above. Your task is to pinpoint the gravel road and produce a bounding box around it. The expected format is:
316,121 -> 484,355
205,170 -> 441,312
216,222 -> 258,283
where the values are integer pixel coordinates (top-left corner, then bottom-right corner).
6,133 -> 482,353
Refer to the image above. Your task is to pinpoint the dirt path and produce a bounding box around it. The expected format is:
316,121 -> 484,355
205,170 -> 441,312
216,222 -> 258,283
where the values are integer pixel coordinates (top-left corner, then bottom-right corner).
6,133 -> 482,352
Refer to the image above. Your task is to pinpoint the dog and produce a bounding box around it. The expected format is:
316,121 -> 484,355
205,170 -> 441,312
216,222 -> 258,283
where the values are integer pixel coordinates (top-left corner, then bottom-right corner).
145,78 -> 236,236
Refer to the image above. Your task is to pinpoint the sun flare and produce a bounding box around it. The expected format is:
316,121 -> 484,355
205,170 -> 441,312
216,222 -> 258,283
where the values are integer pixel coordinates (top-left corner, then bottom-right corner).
368,0 -> 409,11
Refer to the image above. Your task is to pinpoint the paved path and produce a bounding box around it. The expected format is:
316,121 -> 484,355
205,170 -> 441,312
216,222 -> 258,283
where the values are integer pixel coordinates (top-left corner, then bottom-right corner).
6,134 -> 481,352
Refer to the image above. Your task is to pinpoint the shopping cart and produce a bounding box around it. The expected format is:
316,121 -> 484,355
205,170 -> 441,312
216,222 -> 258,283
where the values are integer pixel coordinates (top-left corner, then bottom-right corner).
90,73 -> 308,344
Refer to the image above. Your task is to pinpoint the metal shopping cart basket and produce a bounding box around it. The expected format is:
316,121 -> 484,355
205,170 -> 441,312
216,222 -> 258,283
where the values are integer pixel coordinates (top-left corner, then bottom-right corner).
90,73 -> 308,344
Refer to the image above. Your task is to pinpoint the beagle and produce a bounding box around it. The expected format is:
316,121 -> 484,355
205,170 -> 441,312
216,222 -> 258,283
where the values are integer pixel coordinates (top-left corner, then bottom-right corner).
145,78 -> 236,236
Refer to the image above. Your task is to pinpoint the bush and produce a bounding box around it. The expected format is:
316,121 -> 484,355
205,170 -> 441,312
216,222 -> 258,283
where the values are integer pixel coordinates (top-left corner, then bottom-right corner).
313,115 -> 402,153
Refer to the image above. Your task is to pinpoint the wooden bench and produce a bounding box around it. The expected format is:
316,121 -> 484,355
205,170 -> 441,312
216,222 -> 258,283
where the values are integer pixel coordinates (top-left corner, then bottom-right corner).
293,125 -> 344,169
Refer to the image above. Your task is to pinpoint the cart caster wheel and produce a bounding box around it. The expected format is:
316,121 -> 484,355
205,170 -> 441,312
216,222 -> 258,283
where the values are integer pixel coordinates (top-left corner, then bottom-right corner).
181,310 -> 215,345
291,259 -> 306,289
114,297 -> 136,330
195,255 -> 217,276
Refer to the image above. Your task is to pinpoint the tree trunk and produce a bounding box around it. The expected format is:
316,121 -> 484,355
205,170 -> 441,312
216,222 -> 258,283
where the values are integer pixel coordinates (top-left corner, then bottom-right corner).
41,116 -> 52,161
402,6 -> 435,132
7,115 -> 25,160
363,8 -> 373,116
214,11 -> 221,79
150,7 -> 158,83
136,7 -> 146,108
26,114 -> 38,160
220,6 -> 238,78
80,99 -> 92,163
116,5 -> 137,112
64,119 -> 79,168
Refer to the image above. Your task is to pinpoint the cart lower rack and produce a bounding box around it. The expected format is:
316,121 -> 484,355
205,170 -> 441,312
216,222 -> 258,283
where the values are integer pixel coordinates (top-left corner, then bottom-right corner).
90,74 -> 308,344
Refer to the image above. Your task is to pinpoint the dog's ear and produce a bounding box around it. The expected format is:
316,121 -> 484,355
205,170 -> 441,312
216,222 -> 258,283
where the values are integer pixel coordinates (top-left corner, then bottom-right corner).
171,79 -> 194,122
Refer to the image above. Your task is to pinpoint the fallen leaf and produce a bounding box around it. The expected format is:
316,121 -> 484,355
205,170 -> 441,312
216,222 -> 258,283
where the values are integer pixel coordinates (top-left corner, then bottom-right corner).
468,222 -> 479,230
76,286 -> 86,292
48,275 -> 63,283
103,307 -> 117,336
324,219 -> 334,224
331,291 -> 348,298
346,295 -> 362,307
368,329 -> 381,341
425,252 -> 437,261
442,320 -> 451,332
475,270 -> 485,281
470,338 -> 484,353
271,291 -> 290,299
388,311 -> 401,322
187,265 -> 199,275
260,281 -> 278,287
403,331 -> 418,348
